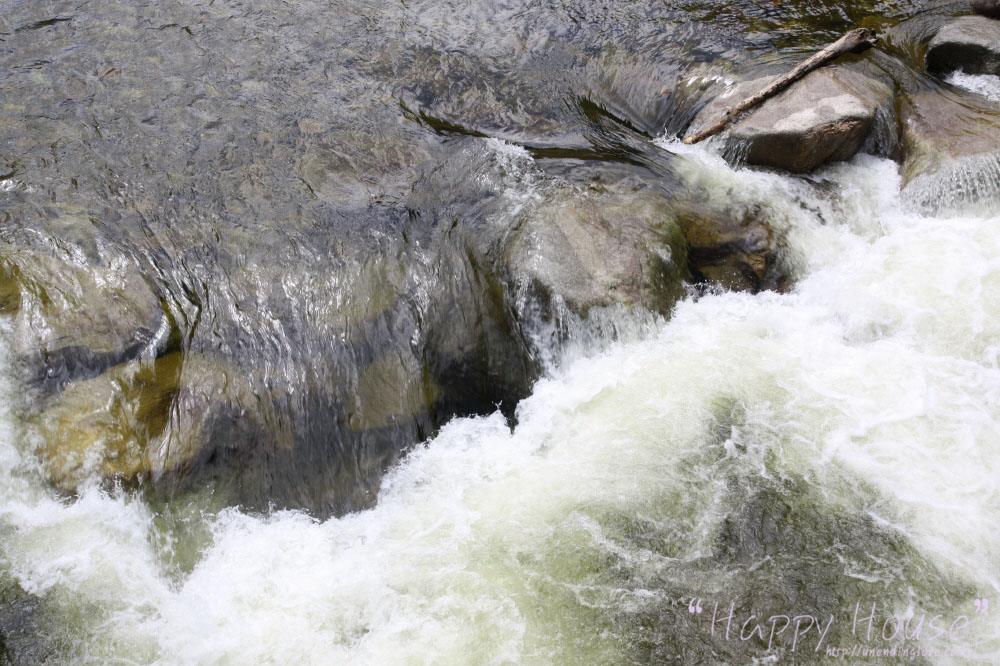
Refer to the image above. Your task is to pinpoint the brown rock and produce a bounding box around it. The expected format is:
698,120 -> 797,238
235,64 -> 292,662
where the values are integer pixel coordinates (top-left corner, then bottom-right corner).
685,67 -> 894,173
31,353 -> 293,493
900,88 -> 1000,212
674,203 -> 784,293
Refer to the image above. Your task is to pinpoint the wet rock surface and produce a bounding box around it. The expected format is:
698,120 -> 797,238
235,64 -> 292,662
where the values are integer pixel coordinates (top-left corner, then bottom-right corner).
926,16 -> 1000,76
899,87 -> 1000,212
685,67 -> 895,172
674,202 -> 785,293
0,207 -> 169,393
499,185 -> 689,317
3,0 -> 994,664
622,481 -> 969,665
0,0 -> 941,518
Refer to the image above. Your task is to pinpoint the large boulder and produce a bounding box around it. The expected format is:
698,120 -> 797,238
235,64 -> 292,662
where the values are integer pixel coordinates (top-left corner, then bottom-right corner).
899,88 -> 1000,212
926,16 -> 1000,76
24,244 -> 539,514
498,183 -> 689,317
685,66 -> 895,172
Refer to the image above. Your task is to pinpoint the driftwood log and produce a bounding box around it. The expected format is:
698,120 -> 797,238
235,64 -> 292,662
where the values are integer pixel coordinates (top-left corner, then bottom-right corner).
683,27 -> 879,145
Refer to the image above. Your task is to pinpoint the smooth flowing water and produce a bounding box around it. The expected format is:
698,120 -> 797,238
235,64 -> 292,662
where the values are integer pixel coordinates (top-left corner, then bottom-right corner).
3,0 -> 1000,664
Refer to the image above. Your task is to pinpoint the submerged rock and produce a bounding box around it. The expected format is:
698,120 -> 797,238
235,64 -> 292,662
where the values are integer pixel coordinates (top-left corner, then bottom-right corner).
0,0 -> 813,519
22,140 -> 788,512
406,137 -> 690,319
0,220 -> 169,394
685,67 -> 895,173
30,353 -> 291,494
27,254 -> 537,513
899,88 -> 1000,212
391,47 -> 591,149
0,576 -> 50,666
926,16 -> 1000,76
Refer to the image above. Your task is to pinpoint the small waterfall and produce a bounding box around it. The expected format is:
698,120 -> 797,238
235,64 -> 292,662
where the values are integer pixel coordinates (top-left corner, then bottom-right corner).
904,151 -> 1000,216
947,71 -> 1000,103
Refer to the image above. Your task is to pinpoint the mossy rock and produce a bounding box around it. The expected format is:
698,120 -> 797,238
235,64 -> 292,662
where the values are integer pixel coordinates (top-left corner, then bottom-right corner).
0,258 -> 23,315
0,215 -> 164,392
350,353 -> 440,431
30,352 -> 292,493
500,184 -> 691,317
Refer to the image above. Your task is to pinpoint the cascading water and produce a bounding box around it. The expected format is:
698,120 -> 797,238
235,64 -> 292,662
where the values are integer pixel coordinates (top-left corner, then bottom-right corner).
2,142 -> 999,664
947,72 -> 1000,102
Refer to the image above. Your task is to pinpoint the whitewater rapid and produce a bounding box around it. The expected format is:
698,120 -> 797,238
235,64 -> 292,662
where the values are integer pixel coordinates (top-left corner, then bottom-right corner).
2,145 -> 1000,664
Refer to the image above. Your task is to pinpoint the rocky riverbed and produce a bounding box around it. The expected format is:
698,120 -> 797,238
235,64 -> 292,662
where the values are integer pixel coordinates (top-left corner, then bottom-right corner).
2,0 -> 1000,662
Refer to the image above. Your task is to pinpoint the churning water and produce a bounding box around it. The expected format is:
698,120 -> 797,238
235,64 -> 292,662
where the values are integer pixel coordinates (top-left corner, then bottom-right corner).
947,72 -> 1000,103
2,145 -> 999,664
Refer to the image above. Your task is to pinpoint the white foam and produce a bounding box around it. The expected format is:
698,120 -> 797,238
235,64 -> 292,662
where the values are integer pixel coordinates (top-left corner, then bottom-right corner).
946,71 -> 1000,103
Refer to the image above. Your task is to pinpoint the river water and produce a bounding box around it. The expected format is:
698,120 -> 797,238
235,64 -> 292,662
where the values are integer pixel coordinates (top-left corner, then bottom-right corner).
3,0 -> 1000,664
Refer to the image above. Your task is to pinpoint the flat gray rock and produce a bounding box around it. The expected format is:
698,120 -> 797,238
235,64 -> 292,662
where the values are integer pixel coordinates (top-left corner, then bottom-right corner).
926,16 -> 1000,76
685,67 -> 893,173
